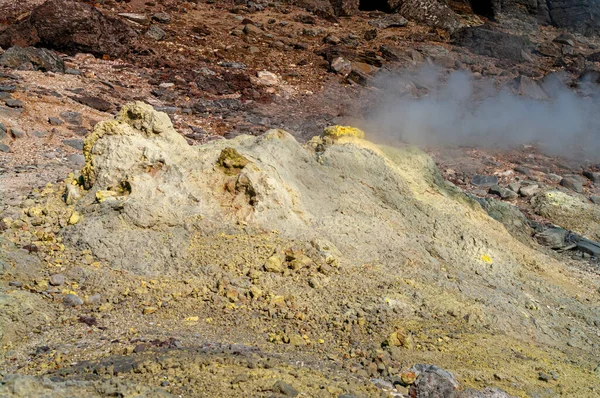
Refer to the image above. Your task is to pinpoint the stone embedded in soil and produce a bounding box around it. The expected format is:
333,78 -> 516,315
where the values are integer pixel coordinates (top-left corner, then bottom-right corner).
489,185 -> 517,200
152,12 -> 172,24
272,380 -> 299,397
264,254 -> 284,273
0,143 -> 11,153
146,25 -> 166,41
410,364 -> 459,398
471,175 -> 499,187
4,99 -> 23,108
519,184 -> 539,197
49,274 -> 65,286
59,111 -> 82,125
583,171 -> 600,184
63,294 -> 83,307
62,139 -> 84,150
48,117 -> 63,126
73,96 -> 112,112
560,177 -> 583,193
67,154 -> 85,166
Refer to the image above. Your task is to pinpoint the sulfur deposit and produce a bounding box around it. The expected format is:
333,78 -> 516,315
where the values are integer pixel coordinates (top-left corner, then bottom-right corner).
1,103 -> 600,397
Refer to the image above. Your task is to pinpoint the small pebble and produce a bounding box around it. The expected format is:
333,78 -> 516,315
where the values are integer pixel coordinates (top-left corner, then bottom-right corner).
49,274 -> 65,286
63,294 -> 84,307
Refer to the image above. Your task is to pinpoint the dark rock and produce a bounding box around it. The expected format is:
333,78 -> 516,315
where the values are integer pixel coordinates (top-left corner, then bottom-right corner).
59,111 -> 82,125
48,117 -> 63,126
62,139 -> 84,150
471,175 -> 499,187
583,171 -> 600,184
489,185 -> 518,200
537,43 -> 562,58
295,0 -> 336,21
591,195 -> 600,204
0,85 -> 16,92
364,29 -> 377,41
399,0 -> 462,32
323,34 -> 341,45
330,0 -> 359,16
409,364 -> 459,398
4,99 -> 23,108
553,32 -> 575,46
538,372 -> 551,382
560,177 -> 583,193
368,14 -> 408,29
73,96 -> 112,112
453,26 -> 529,63
65,68 -> 81,75
514,166 -> 532,176
152,12 -> 171,24
272,380 -> 299,397
63,294 -> 84,307
546,0 -> 600,36
296,14 -> 317,24
11,129 -> 24,138
146,25 -> 166,41
0,22 -> 40,49
0,143 -> 10,153
0,46 -> 65,73
28,0 -> 136,58
0,122 -> 6,138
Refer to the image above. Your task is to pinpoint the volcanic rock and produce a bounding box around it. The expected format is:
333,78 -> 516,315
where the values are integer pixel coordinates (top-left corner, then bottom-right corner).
399,0 -> 462,32
453,26 -> 529,63
0,0 -> 137,58
409,364 -> 459,398
0,46 -> 65,73
560,176 -> 583,193
368,15 -> 408,29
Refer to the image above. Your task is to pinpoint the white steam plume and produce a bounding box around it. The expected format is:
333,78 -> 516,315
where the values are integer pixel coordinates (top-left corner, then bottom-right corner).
365,66 -> 600,160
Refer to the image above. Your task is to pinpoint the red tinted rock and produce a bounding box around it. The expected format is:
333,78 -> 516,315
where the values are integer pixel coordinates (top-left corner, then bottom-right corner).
29,0 -> 136,57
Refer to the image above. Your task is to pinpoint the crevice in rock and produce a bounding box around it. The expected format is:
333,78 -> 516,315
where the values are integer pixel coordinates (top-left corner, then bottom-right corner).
359,0 -> 392,13
470,0 -> 495,20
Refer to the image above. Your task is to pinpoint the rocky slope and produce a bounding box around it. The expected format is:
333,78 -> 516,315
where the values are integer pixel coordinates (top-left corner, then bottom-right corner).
1,0 -> 600,397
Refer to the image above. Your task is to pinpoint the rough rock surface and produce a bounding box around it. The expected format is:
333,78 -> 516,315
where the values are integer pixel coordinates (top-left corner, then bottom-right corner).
452,26 -> 529,63
0,46 -> 65,73
532,190 -> 600,240
399,0 -> 462,32
0,0 -> 136,57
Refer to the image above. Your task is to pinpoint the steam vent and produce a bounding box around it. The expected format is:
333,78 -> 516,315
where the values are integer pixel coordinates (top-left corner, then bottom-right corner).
1,1 -> 600,397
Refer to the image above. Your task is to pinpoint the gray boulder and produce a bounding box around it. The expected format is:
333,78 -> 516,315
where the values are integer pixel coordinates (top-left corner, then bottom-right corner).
0,46 -> 65,73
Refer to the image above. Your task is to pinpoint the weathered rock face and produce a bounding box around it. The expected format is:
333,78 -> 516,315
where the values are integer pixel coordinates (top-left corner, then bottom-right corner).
399,0 -> 463,32
31,0 -> 136,57
0,0 -> 136,58
329,0 -> 360,16
546,0 -> 600,36
452,26 -> 529,62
